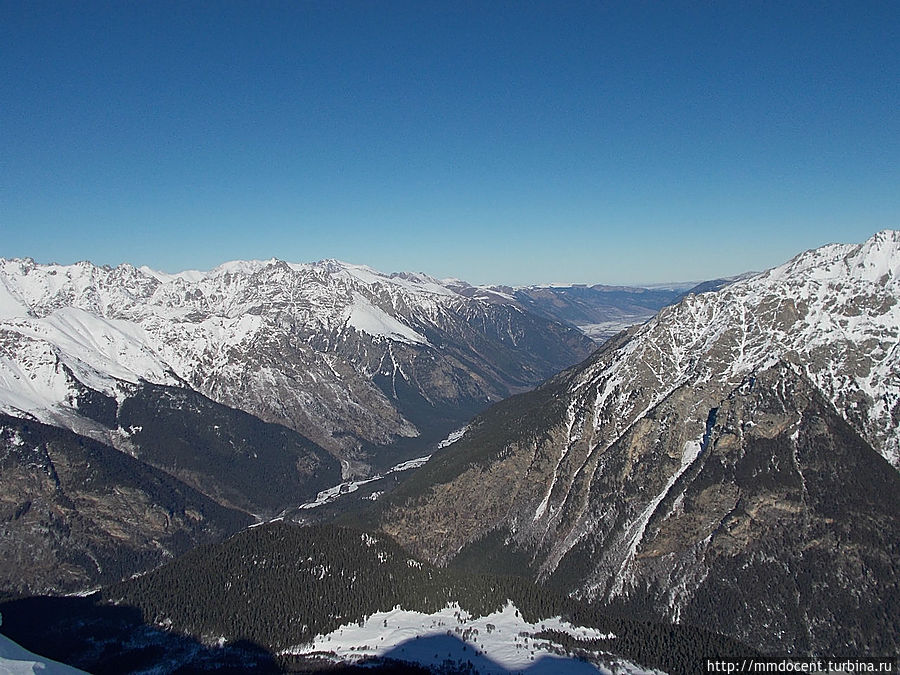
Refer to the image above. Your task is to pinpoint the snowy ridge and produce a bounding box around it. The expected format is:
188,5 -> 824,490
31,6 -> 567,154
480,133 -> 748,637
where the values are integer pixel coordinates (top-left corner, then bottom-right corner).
0,256 -> 465,349
0,255 -> 582,458
568,230 -> 900,470
285,601 -> 661,675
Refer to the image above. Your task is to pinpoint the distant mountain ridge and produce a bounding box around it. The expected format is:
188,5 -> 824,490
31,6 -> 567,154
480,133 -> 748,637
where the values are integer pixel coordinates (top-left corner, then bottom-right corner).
446,274 -> 756,342
446,280 -> 685,342
0,257 -> 595,476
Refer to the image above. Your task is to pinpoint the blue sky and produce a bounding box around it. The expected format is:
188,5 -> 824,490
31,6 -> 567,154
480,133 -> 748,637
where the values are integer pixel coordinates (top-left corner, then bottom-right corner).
2,1 -> 898,285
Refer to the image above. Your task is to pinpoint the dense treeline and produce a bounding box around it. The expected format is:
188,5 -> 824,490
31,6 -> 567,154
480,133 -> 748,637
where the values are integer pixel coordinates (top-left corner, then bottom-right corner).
102,521 -> 754,674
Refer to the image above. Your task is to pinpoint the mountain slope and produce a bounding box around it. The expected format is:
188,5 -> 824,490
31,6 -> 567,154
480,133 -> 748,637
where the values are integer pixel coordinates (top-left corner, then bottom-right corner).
379,231 -> 900,655
0,371 -> 347,598
0,258 -> 594,474
0,256 -> 593,598
0,413 -> 253,599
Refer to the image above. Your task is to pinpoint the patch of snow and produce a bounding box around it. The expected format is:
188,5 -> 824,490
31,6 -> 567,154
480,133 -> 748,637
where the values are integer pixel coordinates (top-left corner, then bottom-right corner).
346,293 -> 431,346
138,265 -> 205,284
283,601 -> 657,675
298,475 -> 382,510
299,454 -> 432,510
437,426 -> 468,449
387,455 -> 431,473
208,259 -> 275,277
0,633 -> 89,674
0,279 -> 29,320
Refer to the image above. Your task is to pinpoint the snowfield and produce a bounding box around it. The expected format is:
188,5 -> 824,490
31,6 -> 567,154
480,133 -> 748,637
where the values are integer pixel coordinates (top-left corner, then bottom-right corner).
283,601 -> 663,674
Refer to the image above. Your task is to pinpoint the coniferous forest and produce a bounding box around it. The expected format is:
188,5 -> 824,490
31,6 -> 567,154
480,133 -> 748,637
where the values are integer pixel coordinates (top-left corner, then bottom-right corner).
0,521 -> 754,674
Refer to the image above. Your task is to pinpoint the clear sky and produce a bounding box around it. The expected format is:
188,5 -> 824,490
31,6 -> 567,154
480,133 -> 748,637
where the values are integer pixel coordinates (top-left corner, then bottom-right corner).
2,1 -> 898,285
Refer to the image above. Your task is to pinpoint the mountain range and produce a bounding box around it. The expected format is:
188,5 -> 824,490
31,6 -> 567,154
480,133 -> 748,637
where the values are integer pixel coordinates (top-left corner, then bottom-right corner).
0,258 -> 601,474
1,257 -> 671,598
1,232 -> 898,673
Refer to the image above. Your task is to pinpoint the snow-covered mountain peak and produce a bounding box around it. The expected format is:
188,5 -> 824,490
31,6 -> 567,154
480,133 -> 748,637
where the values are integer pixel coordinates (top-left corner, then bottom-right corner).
569,230 -> 900,472
207,258 -> 281,277
380,233 -> 900,655
137,265 -> 206,284
761,229 -> 900,286
297,259 -> 459,297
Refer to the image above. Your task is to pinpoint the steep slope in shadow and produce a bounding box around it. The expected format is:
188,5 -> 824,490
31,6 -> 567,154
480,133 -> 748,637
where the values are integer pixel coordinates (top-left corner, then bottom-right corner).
0,414 -> 253,599
116,382 -> 342,514
0,595 -> 278,674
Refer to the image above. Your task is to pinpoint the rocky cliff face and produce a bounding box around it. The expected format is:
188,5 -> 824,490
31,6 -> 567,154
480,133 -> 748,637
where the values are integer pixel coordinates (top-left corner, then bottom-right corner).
0,258 -> 594,474
562,362 -> 899,655
381,231 -> 900,654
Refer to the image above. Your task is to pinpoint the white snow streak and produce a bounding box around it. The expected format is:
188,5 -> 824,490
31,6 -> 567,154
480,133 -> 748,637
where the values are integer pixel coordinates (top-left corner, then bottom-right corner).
346,293 -> 431,346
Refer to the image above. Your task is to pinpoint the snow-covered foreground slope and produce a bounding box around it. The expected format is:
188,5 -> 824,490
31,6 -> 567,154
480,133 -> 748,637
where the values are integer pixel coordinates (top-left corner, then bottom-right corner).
0,632 -> 88,675
0,257 -> 592,469
286,602 -> 661,674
